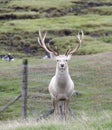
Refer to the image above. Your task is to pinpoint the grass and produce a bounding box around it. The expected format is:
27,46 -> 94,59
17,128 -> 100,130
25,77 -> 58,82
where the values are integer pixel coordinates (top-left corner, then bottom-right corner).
86,6 -> 112,15
52,35 -> 112,54
0,15 -> 112,33
0,52 -> 112,121
0,11 -> 40,19
7,0 -> 74,9
0,0 -> 112,55
0,15 -> 112,56
0,0 -> 112,128
0,110 -> 112,130
0,14 -> 112,55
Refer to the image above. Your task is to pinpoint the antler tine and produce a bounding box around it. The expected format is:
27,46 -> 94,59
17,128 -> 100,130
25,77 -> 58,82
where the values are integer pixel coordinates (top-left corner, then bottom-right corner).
38,30 -> 45,45
65,49 -> 72,56
47,43 -> 59,56
38,30 -> 59,56
66,30 -> 84,55
38,30 -> 52,54
39,30 -> 47,44
77,30 -> 84,43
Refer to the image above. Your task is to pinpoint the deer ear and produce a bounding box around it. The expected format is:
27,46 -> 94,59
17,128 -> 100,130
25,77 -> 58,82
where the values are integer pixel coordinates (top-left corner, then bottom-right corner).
67,55 -> 71,60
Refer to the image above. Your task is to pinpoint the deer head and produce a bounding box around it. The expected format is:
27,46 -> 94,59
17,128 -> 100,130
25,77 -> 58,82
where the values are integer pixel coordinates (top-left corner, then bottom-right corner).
38,30 -> 84,72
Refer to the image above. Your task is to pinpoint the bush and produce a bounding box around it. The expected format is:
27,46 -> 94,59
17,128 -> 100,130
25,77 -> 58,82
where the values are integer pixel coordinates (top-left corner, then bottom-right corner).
0,34 -> 7,40
103,36 -> 112,44
13,34 -> 22,41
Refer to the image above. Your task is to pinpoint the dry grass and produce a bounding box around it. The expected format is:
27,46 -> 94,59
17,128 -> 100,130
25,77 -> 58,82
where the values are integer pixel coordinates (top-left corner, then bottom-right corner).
0,110 -> 112,130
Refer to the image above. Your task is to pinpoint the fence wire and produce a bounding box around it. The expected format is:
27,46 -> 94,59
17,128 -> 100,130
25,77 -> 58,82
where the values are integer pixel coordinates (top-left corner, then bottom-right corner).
27,55 -> 112,118
0,53 -> 112,120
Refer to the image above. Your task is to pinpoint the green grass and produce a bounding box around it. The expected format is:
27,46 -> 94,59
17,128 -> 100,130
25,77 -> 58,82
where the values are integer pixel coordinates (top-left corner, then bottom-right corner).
52,35 -> 112,54
0,14 -> 112,55
8,0 -> 74,9
0,110 -> 112,130
86,6 -> 112,15
0,15 -> 112,33
0,0 -> 112,56
0,52 -> 112,121
0,0 -> 112,129
0,11 -> 39,17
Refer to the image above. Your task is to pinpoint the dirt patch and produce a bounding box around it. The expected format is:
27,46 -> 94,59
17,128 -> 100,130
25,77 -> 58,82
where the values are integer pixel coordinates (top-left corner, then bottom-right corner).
0,0 -> 11,4
0,13 -> 40,20
71,1 -> 112,15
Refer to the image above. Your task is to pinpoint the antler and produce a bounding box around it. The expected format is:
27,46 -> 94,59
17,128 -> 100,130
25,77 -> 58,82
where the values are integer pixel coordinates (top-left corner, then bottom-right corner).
38,30 -> 59,56
65,30 -> 84,55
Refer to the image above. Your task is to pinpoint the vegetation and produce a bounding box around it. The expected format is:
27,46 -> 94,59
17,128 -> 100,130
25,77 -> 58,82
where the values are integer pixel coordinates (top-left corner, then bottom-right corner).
0,52 -> 112,119
0,0 -> 112,129
0,0 -> 112,55
0,52 -> 112,130
0,110 -> 112,130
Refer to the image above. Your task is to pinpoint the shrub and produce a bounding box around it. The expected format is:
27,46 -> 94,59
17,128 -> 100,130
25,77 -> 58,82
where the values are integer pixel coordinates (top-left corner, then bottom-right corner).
0,34 -> 7,40
13,34 -> 22,41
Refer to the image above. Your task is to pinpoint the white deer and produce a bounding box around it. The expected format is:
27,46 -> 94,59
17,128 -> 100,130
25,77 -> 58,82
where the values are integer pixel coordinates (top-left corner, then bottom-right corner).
38,30 -> 84,111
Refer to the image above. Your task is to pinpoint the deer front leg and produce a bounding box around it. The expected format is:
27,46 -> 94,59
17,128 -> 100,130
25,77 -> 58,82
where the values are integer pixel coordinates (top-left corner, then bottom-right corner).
53,95 -> 70,120
52,98 -> 57,109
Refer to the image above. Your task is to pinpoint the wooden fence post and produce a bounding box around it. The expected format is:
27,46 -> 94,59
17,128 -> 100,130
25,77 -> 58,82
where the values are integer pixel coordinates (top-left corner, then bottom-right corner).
21,59 -> 28,120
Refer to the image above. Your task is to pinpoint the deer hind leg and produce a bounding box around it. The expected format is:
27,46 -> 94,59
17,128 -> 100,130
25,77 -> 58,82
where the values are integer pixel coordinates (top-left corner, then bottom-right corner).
67,98 -> 75,119
68,107 -> 75,119
58,97 -> 75,120
53,95 -> 70,120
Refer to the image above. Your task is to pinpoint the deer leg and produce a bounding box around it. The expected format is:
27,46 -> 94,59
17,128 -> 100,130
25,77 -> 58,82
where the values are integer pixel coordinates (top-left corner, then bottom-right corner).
66,98 -> 75,119
68,107 -> 75,119
52,98 -> 57,109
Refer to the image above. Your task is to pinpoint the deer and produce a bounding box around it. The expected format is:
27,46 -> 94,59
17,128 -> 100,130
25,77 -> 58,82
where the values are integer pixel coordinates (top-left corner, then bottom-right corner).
38,30 -> 84,119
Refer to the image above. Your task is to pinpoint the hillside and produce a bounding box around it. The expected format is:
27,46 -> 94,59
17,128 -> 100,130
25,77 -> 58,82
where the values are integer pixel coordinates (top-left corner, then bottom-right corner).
0,0 -> 112,56
0,0 -> 112,129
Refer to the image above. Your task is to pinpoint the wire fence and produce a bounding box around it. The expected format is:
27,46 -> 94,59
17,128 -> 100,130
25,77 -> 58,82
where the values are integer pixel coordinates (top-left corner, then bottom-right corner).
0,53 -> 112,120
27,55 -> 112,119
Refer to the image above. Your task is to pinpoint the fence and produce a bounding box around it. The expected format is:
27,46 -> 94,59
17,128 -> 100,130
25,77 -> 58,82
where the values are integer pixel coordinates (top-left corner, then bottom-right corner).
0,53 -> 112,120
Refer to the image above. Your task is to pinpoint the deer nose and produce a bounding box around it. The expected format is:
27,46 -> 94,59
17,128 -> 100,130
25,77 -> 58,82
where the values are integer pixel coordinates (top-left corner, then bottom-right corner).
61,64 -> 64,68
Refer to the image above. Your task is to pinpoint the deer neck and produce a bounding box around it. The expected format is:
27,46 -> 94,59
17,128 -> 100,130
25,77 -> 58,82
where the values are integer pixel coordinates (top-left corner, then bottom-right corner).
55,69 -> 70,88
55,64 -> 70,82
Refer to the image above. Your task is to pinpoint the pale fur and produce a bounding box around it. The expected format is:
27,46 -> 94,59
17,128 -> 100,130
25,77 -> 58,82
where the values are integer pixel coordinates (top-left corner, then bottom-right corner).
48,55 -> 74,102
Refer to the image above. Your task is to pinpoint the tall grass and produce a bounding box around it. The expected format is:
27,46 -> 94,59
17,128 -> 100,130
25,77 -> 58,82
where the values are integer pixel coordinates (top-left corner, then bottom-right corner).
0,110 -> 112,130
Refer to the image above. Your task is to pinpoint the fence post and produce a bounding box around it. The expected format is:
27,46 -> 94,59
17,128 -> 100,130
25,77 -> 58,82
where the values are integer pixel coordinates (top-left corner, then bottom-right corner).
21,59 -> 28,120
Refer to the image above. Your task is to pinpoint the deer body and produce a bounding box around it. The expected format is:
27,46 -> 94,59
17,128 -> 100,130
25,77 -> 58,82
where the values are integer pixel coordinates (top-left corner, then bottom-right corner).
38,30 -> 84,110
49,55 -> 74,101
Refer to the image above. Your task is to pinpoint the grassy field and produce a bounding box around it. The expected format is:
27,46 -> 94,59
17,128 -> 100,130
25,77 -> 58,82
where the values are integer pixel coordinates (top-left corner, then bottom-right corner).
0,110 -> 112,130
0,52 -> 112,120
7,0 -> 74,9
0,0 -> 112,129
